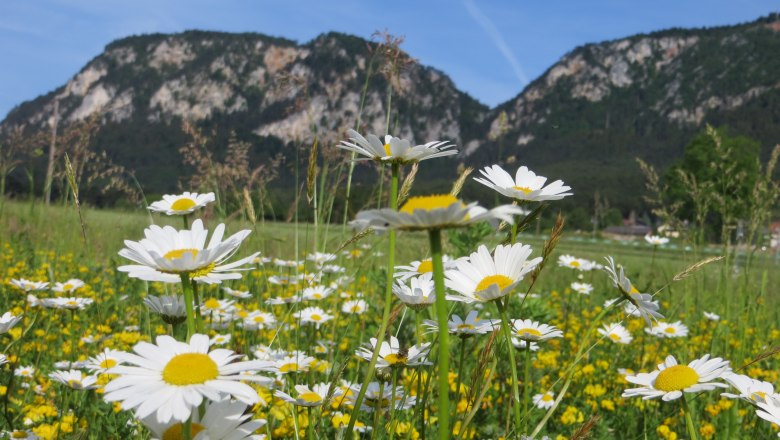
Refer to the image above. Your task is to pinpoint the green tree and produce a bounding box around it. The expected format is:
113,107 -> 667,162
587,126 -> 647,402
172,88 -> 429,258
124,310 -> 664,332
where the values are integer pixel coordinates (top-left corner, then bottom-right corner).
664,126 -> 761,243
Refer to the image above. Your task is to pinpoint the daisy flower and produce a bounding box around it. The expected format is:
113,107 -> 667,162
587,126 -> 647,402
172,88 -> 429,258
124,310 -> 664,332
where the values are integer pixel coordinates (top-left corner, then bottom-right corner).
210,334 -> 231,346
42,297 -> 94,310
142,398 -> 266,440
394,256 -> 457,280
86,349 -> 123,373
511,339 -> 539,351
392,273 -> 436,309
0,312 -> 22,334
118,219 -> 259,284
342,299 -> 368,315
296,306 -> 333,327
558,255 -> 596,271
533,391 -> 555,409
1,431 -> 38,440
9,279 -> 49,292
603,256 -> 664,325
598,323 -> 633,344
143,295 -> 187,325
242,311 -> 276,330
339,129 -> 456,164
510,319 -> 563,342
756,396 -> 780,437
721,372 -> 778,404
222,287 -> 252,299
49,370 -> 98,390
148,191 -> 215,216
570,282 -> 594,295
0,355 -> 7,366
274,353 -> 316,374
645,235 -> 670,246
422,310 -> 499,338
473,164 -> 572,202
356,336 -> 431,369
201,298 -> 236,316
103,334 -> 275,423
275,383 -> 333,407
622,354 -> 731,401
445,243 -> 541,303
703,311 -> 720,321
307,252 -> 338,265
52,279 -> 85,293
14,366 -> 35,379
354,194 -> 526,232
645,321 -> 689,338
302,285 -> 334,301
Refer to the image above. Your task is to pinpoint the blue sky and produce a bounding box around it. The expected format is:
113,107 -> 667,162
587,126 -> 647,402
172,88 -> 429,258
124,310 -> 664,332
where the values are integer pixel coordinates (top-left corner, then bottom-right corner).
1,0 -> 778,118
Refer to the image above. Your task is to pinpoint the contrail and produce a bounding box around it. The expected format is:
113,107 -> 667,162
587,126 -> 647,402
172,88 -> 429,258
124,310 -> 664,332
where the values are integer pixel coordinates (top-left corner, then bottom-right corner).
462,0 -> 529,86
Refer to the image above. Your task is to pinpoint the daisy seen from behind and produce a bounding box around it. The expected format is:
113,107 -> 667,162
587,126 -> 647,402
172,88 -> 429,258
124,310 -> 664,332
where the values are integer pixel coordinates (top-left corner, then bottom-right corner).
339,129 -> 456,164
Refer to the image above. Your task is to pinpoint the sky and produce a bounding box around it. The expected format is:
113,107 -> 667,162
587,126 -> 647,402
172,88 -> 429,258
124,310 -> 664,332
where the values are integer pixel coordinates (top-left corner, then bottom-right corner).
1,0 -> 778,118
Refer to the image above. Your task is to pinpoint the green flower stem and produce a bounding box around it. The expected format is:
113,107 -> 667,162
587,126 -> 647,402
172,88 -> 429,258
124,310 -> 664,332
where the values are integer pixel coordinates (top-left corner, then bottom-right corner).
682,395 -> 700,440
497,299 -> 522,437
523,346 -> 532,433
429,228 -> 451,440
183,417 -> 193,440
346,163 -> 400,434
192,281 -> 203,333
180,274 -> 197,339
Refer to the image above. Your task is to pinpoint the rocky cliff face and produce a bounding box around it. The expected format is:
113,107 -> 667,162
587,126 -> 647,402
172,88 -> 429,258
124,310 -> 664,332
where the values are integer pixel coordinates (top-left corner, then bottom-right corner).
3,15 -> 780,210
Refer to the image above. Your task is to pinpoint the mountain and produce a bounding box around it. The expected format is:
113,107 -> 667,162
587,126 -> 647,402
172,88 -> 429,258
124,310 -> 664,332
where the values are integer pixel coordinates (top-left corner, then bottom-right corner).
2,14 -> 780,217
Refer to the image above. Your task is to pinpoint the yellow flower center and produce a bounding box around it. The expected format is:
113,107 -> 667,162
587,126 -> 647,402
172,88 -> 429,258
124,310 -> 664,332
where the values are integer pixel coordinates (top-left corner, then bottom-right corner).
512,186 -> 533,194
399,195 -> 463,214
312,293 -> 322,299
569,261 -> 581,268
67,300 -> 78,307
63,283 -> 73,291
350,305 -> 362,313
752,391 -> 768,401
203,298 -> 221,310
664,327 -> 677,334
99,359 -> 117,369
629,286 -> 639,294
654,365 -> 699,392
163,422 -> 206,440
253,316 -> 265,323
164,248 -> 199,260
67,379 -> 82,388
516,328 -> 542,338
170,198 -> 197,212
457,324 -> 476,330
609,333 -> 621,341
162,353 -> 219,386
11,432 -> 30,439
417,260 -> 433,273
475,274 -> 514,292
541,393 -> 554,402
310,314 -> 322,321
383,143 -> 393,156
384,353 -> 408,365
300,391 -> 323,404
279,362 -> 299,373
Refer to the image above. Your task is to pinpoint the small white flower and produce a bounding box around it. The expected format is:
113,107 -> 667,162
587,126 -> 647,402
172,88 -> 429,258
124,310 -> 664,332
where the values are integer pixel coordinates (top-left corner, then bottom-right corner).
49,370 -> 98,390
339,129 -> 457,164
570,282 -> 593,295
645,235 -> 670,246
473,165 -> 572,202
510,319 -> 563,342
558,255 -> 596,271
243,311 -> 276,330
703,311 -> 720,321
52,279 -> 85,293
532,391 -> 555,409
9,279 -> 49,292
148,191 -> 215,216
623,354 -> 731,401
42,297 -> 94,310
721,372 -> 779,404
0,312 -> 22,334
603,256 -> 664,325
222,287 -> 252,299
356,336 -> 431,369
645,321 -> 688,338
275,383 -> 334,407
423,310 -> 500,337
210,334 -> 232,346
296,307 -> 333,327
393,273 -> 436,309
598,323 -> 633,344
342,299 -> 368,315
445,243 -> 541,303
302,285 -> 334,301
